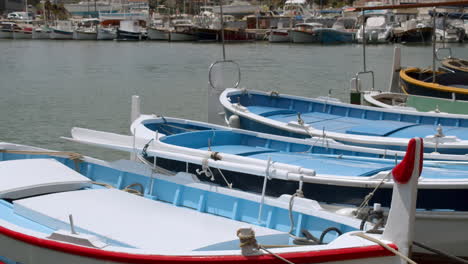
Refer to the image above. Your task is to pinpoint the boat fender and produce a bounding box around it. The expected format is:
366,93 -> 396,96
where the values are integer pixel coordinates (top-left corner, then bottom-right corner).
228,115 -> 241,128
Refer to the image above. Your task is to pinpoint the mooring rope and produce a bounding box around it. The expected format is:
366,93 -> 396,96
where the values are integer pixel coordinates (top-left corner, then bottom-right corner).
352,232 -> 417,264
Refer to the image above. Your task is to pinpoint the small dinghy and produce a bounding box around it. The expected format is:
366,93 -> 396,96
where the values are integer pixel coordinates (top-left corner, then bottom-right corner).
220,88 -> 468,154
0,141 -> 421,264
440,57 -> 468,73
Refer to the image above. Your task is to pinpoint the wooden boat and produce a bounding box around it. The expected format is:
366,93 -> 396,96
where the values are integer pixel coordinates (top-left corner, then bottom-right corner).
69,122 -> 468,258
268,28 -> 290,43
194,27 -> 219,41
0,141 -> 421,263
289,23 -> 322,43
400,67 -> 468,101
116,20 -> 142,41
169,24 -> 198,41
363,90 -> 468,115
73,28 -> 97,40
220,88 -> 468,154
147,26 -> 170,40
0,22 -> 16,39
32,26 -> 51,39
96,26 -> 116,40
441,57 -> 468,73
392,26 -> 432,43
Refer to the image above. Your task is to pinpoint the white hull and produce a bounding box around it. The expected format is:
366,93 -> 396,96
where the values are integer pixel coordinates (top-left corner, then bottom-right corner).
290,30 -> 319,43
268,31 -> 290,42
13,31 -> 32,39
147,27 -> 169,40
32,30 -> 50,39
50,30 -> 73,40
413,211 -> 468,257
73,30 -> 97,40
170,32 -> 197,41
97,29 -> 116,40
0,31 -> 13,39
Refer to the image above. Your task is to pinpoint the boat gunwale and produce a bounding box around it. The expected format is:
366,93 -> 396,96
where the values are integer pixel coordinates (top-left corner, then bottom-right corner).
400,67 -> 468,95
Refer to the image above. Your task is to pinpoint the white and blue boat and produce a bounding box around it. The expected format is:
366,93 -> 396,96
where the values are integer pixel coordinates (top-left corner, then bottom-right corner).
67,125 -> 468,258
314,18 -> 356,44
220,88 -> 468,155
0,141 -> 420,264
117,115 -> 468,211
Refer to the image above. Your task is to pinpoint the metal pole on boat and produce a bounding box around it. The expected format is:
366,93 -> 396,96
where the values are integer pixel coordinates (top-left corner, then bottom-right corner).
362,8 -> 366,72
69,214 -> 77,234
131,95 -> 141,123
432,7 -> 437,83
219,0 -> 226,61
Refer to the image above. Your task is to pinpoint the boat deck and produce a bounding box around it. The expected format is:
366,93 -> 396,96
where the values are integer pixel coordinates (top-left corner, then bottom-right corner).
162,131 -> 468,179
14,188 -> 291,252
246,105 -> 468,139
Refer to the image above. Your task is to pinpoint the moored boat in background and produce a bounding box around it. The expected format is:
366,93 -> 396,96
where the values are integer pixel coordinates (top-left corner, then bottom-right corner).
116,20 -> 142,41
50,21 -> 74,40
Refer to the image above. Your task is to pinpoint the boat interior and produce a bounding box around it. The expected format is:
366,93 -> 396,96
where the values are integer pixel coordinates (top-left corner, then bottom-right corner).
227,92 -> 468,140
405,69 -> 468,88
140,119 -> 468,180
0,152 -> 355,252
158,128 -> 468,179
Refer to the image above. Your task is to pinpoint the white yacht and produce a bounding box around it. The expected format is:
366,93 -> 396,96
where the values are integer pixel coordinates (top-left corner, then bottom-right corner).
356,10 -> 395,44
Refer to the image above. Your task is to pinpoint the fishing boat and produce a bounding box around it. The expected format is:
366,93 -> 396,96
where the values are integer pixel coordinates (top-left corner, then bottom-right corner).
50,21 -> 74,40
0,141 -> 420,263
0,22 -> 16,39
289,23 -> 323,43
220,87 -> 468,154
194,27 -> 220,42
392,20 -> 432,43
116,20 -> 142,41
169,22 -> 198,41
314,18 -> 356,44
68,120 -> 468,258
268,28 -> 291,43
96,26 -> 116,40
32,26 -> 51,39
147,26 -> 170,40
73,28 -> 97,40
440,57 -> 468,73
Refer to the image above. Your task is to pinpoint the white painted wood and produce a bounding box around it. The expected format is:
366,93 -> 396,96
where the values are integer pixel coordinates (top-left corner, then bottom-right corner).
0,159 -> 91,199
14,188 -> 288,251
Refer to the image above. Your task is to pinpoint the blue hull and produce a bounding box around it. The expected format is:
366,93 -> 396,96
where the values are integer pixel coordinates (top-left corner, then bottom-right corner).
154,156 -> 468,211
317,29 -> 355,44
136,117 -> 468,211
221,89 -> 468,155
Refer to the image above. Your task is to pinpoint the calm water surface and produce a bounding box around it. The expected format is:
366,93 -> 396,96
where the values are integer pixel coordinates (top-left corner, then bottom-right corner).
0,40 -> 466,159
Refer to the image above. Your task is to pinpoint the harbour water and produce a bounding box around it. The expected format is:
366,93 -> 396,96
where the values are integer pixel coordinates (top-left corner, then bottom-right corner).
0,40 -> 466,159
